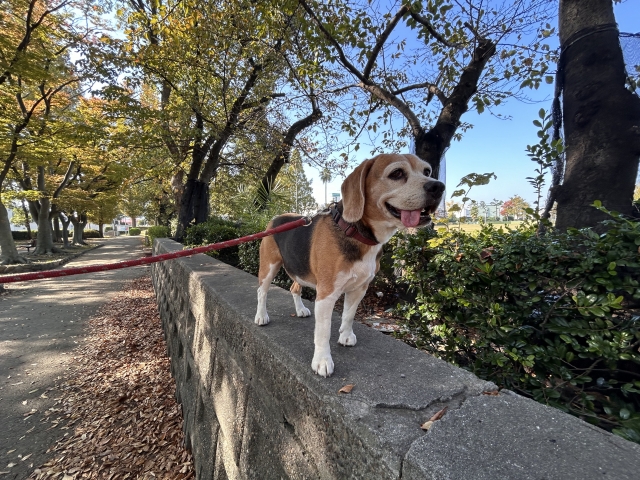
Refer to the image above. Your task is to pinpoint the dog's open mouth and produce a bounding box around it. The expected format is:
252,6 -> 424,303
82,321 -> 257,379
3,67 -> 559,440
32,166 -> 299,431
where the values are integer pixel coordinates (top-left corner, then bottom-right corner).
386,203 -> 432,228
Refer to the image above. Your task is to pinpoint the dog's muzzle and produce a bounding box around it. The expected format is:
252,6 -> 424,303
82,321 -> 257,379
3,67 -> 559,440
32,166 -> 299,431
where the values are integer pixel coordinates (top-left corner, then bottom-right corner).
424,179 -> 445,198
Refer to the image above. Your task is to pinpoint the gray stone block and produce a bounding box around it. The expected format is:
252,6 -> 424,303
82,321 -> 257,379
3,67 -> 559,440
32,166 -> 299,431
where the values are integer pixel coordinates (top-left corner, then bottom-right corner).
152,238 -> 640,480
403,390 -> 640,480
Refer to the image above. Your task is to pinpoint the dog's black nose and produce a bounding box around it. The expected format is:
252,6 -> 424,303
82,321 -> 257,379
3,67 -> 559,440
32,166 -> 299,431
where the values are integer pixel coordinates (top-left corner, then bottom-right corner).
424,180 -> 445,196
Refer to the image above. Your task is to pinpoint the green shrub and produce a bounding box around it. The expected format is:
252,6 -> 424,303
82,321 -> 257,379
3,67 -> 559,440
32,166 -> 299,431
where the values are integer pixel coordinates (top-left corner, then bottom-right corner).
392,207 -> 640,443
147,225 -> 171,245
105,226 -> 113,232
11,231 -> 35,241
128,227 -> 141,236
184,217 -> 242,266
82,229 -> 101,239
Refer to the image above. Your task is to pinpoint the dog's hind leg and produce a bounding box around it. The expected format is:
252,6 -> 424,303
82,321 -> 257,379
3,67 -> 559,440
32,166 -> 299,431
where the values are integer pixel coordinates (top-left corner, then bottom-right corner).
338,286 -> 367,347
290,281 -> 311,318
255,237 -> 282,326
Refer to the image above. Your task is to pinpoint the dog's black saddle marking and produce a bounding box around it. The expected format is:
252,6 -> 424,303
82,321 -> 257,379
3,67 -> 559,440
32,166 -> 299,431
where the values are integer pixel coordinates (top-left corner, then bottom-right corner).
272,215 -> 315,279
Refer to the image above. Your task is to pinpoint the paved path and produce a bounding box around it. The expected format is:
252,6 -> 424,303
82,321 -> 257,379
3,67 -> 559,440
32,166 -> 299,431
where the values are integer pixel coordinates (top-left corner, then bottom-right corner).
0,236 -> 149,479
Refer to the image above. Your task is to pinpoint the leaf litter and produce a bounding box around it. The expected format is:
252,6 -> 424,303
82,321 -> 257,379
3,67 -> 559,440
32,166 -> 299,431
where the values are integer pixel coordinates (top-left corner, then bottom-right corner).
29,276 -> 194,479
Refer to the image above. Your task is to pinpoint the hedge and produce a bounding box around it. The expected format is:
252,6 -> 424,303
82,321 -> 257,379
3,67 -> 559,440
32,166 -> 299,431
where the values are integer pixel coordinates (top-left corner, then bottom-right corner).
390,206 -> 640,443
147,225 -> 171,245
184,217 -> 243,266
82,229 -> 101,239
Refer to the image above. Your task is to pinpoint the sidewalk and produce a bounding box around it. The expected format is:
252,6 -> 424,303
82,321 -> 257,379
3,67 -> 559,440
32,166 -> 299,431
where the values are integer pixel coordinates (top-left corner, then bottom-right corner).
0,236 -> 148,479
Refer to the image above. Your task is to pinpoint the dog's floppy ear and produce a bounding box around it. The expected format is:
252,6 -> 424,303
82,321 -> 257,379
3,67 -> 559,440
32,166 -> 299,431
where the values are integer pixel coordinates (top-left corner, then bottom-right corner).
341,158 -> 375,223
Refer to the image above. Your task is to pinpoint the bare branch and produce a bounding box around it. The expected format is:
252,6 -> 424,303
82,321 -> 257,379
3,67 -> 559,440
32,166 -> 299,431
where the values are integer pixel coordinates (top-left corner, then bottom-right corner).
363,5 -> 409,79
464,21 -> 483,41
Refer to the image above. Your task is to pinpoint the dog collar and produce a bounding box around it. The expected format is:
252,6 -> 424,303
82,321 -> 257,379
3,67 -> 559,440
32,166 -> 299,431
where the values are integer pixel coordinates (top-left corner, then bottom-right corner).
329,205 -> 379,246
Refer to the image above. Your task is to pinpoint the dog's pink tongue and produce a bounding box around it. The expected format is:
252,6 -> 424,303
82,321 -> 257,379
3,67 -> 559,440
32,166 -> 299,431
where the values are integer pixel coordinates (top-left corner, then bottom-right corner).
400,209 -> 422,227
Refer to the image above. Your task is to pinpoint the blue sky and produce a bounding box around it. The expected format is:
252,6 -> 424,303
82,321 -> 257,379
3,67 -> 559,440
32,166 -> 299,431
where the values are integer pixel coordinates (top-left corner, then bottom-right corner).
307,0 -> 639,208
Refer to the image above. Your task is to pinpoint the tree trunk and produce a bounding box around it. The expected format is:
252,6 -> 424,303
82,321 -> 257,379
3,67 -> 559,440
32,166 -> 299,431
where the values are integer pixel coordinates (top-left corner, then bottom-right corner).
70,213 -> 88,245
98,223 -> 104,238
20,199 -> 32,238
175,179 -> 209,240
414,38 -> 496,178
34,197 -> 59,254
52,216 -> 62,243
59,213 -> 70,248
555,0 -> 640,230
0,200 -> 27,264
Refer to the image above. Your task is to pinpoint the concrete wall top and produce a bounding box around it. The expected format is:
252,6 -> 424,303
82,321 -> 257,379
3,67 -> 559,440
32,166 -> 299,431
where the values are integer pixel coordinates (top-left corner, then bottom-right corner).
152,238 -> 640,480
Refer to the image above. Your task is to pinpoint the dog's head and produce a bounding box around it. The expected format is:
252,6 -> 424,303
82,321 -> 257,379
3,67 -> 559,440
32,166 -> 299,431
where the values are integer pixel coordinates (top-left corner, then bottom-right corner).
341,153 -> 445,229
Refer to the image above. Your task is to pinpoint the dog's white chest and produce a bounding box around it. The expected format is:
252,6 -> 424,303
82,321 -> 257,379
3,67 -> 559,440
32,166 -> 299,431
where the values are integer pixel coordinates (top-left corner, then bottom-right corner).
337,247 -> 381,292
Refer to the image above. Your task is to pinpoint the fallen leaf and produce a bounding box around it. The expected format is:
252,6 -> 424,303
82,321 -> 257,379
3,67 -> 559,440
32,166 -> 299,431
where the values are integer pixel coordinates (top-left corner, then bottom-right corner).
420,420 -> 433,431
22,276 -> 195,479
338,384 -> 355,394
482,390 -> 500,396
428,406 -> 448,422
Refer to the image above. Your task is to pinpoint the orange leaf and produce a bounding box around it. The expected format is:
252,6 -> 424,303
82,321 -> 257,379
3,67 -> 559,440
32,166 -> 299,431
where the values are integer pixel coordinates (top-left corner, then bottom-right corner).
338,384 -> 354,394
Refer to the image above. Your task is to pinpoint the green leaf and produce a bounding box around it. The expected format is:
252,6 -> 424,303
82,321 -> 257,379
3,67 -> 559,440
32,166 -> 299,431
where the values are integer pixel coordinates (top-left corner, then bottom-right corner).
620,408 -> 631,420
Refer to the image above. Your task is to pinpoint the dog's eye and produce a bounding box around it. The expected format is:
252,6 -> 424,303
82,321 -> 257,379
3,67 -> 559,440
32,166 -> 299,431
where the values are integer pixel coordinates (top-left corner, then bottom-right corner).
424,168 -> 432,177
388,169 -> 405,180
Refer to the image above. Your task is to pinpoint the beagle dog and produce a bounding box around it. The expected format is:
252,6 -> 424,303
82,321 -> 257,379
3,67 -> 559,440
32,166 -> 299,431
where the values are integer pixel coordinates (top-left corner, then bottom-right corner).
254,153 -> 445,377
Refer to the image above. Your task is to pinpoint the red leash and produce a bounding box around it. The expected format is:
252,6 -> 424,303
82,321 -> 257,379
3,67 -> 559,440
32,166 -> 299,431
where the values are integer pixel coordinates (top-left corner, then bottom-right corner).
0,217 -> 309,284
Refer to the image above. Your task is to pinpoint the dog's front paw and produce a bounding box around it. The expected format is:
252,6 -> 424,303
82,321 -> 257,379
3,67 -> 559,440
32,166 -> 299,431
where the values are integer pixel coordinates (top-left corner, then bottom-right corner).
338,330 -> 357,346
311,354 -> 334,377
296,306 -> 311,317
254,312 -> 270,326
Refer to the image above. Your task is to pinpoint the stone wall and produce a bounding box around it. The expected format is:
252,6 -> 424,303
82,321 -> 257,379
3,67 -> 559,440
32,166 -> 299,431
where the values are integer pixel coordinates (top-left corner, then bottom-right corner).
152,238 -> 640,479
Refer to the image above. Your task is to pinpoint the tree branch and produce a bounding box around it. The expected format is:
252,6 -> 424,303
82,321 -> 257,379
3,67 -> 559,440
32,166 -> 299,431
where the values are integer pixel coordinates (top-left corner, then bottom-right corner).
52,161 -> 76,199
409,10 -> 461,49
0,0 -> 71,85
298,0 -> 367,83
363,5 -> 409,79
391,82 -> 449,104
